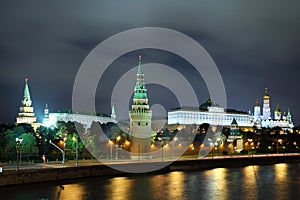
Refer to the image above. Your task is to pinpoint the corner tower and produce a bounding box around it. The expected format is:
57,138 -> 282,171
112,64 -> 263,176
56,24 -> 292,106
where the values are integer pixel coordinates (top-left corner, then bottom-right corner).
262,88 -> 271,120
16,78 -> 39,129
129,55 -> 152,160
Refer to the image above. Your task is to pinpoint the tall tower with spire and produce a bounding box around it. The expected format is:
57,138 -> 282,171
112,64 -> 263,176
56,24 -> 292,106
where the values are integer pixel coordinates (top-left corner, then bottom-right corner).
16,78 -> 39,128
262,88 -> 271,120
111,103 -> 116,119
129,55 -> 152,159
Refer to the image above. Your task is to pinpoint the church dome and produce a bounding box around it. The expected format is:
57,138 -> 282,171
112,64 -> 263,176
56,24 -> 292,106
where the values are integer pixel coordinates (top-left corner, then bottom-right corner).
199,98 -> 220,111
275,105 -> 281,113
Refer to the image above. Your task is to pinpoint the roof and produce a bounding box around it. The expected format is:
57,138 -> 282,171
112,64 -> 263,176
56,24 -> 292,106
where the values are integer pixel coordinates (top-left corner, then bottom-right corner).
199,98 -> 220,111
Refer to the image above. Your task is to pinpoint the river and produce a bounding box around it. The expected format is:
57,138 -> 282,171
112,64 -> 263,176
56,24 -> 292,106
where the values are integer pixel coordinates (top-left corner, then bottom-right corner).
0,163 -> 299,200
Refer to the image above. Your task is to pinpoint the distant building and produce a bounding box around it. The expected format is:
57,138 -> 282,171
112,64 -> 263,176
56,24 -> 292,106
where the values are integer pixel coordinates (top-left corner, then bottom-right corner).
168,98 -> 251,128
43,106 -> 117,130
16,78 -> 40,130
250,88 -> 293,129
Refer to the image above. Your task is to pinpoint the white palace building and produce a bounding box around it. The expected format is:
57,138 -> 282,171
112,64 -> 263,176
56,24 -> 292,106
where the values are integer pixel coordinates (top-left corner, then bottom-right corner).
168,98 -> 251,127
168,88 -> 294,129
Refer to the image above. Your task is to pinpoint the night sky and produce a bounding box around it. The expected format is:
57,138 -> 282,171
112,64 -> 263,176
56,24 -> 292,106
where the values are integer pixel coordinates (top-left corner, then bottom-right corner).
1,1 -> 300,125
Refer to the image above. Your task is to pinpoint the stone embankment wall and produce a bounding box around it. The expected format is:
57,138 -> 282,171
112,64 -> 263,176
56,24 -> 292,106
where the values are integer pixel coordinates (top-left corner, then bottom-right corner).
1,155 -> 299,187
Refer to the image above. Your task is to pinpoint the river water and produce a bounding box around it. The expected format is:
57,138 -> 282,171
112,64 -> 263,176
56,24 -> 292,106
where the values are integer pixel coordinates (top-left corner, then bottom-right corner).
1,163 -> 300,200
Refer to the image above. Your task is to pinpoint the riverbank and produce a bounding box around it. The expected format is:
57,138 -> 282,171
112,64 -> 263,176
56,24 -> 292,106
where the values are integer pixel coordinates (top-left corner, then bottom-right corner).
1,154 -> 300,187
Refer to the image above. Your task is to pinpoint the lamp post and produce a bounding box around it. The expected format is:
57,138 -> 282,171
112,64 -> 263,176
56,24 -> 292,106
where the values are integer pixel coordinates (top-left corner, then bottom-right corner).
247,139 -> 253,155
72,137 -> 78,167
277,139 -> 282,154
116,136 -> 121,161
109,140 -> 113,160
172,137 -> 177,159
159,138 -> 164,162
15,138 -> 23,171
49,140 -> 65,165
63,136 -> 67,163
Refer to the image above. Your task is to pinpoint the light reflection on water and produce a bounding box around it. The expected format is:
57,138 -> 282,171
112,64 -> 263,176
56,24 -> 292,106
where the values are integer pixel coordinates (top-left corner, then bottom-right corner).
0,163 -> 299,200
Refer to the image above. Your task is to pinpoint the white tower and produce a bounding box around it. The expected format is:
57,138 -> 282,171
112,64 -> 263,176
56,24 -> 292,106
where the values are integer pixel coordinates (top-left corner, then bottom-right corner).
262,88 -> 271,120
111,103 -> 116,119
43,104 -> 50,126
254,100 -> 261,119
129,55 -> 152,160
274,104 -> 281,120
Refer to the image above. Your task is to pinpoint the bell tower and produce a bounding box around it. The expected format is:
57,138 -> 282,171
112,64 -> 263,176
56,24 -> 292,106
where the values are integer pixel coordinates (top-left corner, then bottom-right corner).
262,88 -> 271,120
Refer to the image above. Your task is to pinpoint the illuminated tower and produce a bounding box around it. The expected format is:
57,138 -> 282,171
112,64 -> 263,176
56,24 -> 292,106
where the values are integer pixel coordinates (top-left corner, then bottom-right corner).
129,55 -> 152,160
253,100 -> 261,119
111,103 -> 116,119
43,104 -> 50,126
287,109 -> 292,124
16,78 -> 39,129
262,88 -> 271,120
274,104 -> 281,120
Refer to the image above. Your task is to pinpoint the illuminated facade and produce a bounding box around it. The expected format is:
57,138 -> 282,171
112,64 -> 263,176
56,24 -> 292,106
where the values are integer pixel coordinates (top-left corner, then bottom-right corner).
129,55 -> 152,159
16,78 -> 40,130
168,99 -> 251,127
43,108 -> 117,129
250,88 -> 293,129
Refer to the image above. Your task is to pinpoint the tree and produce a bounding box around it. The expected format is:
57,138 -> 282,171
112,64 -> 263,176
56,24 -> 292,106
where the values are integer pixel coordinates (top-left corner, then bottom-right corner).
20,133 -> 39,158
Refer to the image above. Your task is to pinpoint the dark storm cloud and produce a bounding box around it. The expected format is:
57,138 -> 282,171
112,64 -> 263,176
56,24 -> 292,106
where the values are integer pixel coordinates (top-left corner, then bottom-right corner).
1,0 -> 300,124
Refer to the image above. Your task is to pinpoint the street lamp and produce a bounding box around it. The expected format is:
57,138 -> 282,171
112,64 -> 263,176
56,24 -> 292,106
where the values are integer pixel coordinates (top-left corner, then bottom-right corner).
63,136 -> 67,163
172,136 -> 177,159
15,138 -> 23,171
108,140 -> 113,160
116,136 -> 121,161
72,137 -> 78,167
277,139 -> 283,154
247,139 -> 253,155
49,140 -> 65,165
210,142 -> 214,159
159,138 -> 164,162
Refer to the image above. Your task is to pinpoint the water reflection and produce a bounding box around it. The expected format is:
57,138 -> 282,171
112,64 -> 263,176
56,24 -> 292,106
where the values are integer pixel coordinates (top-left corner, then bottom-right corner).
106,177 -> 133,200
148,171 -> 187,200
0,163 -> 299,200
243,166 -> 258,199
167,171 -> 186,200
274,163 -> 288,199
57,183 -> 86,200
205,168 -> 228,200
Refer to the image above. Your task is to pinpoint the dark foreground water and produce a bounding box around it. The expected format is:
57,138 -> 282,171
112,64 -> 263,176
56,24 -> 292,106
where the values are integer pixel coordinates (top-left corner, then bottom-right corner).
1,163 -> 300,200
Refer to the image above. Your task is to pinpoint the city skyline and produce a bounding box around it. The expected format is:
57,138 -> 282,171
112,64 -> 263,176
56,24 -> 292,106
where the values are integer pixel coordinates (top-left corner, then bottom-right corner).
1,1 -> 300,124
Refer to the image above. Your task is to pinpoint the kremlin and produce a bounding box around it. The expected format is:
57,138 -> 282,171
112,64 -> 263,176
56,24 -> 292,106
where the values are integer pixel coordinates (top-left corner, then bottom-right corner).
7,55 -> 299,162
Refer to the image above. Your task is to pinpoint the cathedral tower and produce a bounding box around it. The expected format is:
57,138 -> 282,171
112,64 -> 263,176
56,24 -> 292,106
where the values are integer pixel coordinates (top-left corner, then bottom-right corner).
262,88 -> 271,120
129,55 -> 152,160
274,104 -> 281,120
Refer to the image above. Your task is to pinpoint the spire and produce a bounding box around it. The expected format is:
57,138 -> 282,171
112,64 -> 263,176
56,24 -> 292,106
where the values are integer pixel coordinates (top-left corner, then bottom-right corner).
111,102 -> 116,119
264,88 -> 269,97
275,104 -> 280,112
133,55 -> 148,101
255,99 -> 260,107
22,78 -> 32,107
137,55 -> 143,74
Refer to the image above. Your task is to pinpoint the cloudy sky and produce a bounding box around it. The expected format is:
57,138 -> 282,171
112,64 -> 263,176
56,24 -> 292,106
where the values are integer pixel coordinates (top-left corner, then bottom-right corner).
1,0 -> 300,124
